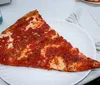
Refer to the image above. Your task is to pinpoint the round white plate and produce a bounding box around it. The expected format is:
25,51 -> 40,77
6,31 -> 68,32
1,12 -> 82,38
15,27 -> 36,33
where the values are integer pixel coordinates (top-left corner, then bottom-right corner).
0,20 -> 96,85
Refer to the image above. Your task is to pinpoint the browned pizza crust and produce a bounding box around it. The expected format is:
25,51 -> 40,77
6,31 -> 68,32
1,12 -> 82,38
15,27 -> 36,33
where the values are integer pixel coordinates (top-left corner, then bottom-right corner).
0,10 -> 100,72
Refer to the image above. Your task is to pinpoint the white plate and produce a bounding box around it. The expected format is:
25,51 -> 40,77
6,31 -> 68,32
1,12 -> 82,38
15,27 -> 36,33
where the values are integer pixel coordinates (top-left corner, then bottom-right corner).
0,20 -> 96,85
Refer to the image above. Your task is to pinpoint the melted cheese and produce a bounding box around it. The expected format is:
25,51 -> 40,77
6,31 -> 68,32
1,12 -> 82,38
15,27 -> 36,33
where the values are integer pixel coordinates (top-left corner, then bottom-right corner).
41,45 -> 49,57
34,33 -> 40,36
48,28 -> 52,31
0,32 -> 14,49
8,57 -> 13,63
8,43 -> 13,49
51,32 -> 58,39
68,63 -> 77,71
0,32 -> 12,38
17,44 -> 32,60
41,44 -> 60,57
25,16 -> 38,31
26,16 -> 37,22
7,33 -> 14,49
48,28 -> 59,39
25,16 -> 44,31
17,48 -> 28,60
50,56 -> 66,70
8,35 -> 13,42
25,23 -> 35,31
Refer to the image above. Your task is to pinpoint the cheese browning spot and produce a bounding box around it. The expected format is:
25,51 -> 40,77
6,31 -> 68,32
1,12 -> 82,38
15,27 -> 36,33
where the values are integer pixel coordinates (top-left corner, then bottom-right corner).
49,56 -> 66,71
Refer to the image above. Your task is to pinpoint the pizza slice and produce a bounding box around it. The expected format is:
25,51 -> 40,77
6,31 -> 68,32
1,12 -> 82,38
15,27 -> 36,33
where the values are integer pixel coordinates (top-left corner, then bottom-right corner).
0,10 -> 100,72
85,0 -> 100,2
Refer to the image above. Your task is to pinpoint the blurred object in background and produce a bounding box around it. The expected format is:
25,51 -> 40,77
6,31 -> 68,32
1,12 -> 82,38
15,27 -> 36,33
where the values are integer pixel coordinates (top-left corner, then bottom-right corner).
0,0 -> 11,24
0,11 -> 3,24
0,0 -> 11,5
84,0 -> 100,2
84,77 -> 100,85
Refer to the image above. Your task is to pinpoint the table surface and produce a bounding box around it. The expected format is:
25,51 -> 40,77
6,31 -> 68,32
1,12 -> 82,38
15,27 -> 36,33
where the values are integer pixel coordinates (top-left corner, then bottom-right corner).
0,0 -> 100,85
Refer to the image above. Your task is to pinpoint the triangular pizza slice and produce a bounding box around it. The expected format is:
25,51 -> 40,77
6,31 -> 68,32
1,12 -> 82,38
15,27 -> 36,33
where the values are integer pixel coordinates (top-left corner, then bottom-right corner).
85,0 -> 100,2
0,10 -> 100,72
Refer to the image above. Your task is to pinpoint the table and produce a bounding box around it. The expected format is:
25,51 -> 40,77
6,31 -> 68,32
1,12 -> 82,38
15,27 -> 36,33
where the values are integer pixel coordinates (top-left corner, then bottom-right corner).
0,0 -> 100,85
